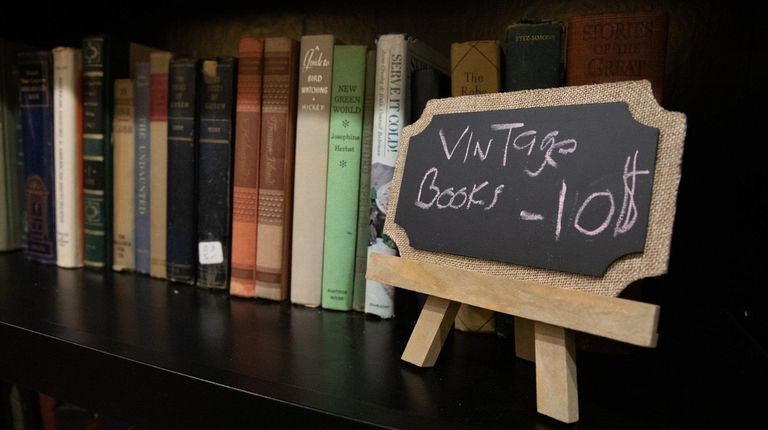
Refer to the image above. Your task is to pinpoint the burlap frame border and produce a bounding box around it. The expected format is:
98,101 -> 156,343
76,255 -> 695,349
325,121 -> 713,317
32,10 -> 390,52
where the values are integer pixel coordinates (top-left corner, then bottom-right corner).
384,80 -> 686,297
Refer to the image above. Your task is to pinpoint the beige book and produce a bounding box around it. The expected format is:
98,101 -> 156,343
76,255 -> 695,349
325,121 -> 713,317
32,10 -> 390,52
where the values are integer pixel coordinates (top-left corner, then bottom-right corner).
149,51 -> 172,278
290,34 -> 334,307
113,79 -> 135,271
52,47 -> 84,268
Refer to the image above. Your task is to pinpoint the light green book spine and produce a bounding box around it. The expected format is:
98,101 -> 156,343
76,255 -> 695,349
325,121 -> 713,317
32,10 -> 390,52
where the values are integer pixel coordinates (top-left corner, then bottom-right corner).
321,45 -> 368,311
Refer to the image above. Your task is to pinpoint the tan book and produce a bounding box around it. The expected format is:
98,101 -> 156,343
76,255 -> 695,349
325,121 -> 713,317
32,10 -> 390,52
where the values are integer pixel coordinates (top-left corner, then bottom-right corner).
112,79 -> 134,271
289,34 -> 334,307
254,37 -> 299,301
149,51 -> 172,279
450,40 -> 500,333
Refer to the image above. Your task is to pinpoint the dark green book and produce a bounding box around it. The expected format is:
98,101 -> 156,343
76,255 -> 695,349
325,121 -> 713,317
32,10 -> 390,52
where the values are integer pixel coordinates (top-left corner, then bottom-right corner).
503,21 -> 564,91
82,35 -> 129,269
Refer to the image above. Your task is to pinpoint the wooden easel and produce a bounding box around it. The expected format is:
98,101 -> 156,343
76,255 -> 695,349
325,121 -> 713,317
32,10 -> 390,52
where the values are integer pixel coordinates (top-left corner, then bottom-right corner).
367,253 -> 659,423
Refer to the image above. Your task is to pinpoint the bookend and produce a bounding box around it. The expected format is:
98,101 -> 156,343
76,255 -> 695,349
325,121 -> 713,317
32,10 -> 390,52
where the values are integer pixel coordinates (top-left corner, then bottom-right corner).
367,253 -> 659,423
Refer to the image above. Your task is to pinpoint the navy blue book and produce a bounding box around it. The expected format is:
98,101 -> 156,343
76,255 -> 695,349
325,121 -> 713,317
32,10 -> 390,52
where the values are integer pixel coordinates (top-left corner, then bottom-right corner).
166,58 -> 198,285
18,51 -> 56,264
196,58 -> 237,289
133,61 -> 151,274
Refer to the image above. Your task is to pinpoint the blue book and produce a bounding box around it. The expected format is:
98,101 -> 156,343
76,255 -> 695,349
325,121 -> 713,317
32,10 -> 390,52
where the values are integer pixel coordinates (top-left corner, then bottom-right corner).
18,51 -> 56,263
196,57 -> 237,289
166,58 -> 198,284
133,61 -> 151,274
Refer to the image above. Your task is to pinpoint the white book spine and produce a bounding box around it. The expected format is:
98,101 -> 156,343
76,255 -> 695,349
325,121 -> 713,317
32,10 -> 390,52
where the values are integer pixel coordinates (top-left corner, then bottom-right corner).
365,35 -> 408,319
290,35 -> 335,307
52,47 -> 83,268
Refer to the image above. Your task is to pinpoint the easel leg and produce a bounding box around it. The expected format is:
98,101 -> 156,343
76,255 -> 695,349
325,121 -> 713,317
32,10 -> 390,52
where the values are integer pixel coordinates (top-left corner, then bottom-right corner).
534,322 -> 578,423
514,317 -> 536,362
401,295 -> 461,367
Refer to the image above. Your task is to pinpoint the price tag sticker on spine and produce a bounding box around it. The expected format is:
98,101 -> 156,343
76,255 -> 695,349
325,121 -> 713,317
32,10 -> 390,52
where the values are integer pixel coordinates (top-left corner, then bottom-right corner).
199,241 -> 224,265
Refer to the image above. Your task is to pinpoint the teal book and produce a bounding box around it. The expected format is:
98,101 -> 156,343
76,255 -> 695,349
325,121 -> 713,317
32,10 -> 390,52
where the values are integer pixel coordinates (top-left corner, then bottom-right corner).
321,45 -> 367,311
82,35 -> 129,269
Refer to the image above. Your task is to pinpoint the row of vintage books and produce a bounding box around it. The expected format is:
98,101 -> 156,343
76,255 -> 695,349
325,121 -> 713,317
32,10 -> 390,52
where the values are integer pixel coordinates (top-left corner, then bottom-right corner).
0,10 -> 669,322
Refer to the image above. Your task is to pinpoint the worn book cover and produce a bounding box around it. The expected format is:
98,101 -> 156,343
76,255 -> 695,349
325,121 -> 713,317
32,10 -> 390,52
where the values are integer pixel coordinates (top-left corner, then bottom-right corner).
290,34 -> 334,307
112,78 -> 135,271
166,58 -> 198,285
19,51 -> 56,264
321,45 -> 367,311
133,61 -> 151,274
197,57 -> 237,289
254,37 -> 298,301
504,21 -> 563,91
149,51 -> 172,278
450,40 -> 500,96
230,38 -> 264,297
566,10 -> 669,101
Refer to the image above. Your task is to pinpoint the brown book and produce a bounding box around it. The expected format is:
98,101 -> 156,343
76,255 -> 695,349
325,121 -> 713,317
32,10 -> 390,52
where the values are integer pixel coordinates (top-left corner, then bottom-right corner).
566,10 -> 669,101
254,37 -> 299,301
449,40 -> 500,333
229,38 -> 265,298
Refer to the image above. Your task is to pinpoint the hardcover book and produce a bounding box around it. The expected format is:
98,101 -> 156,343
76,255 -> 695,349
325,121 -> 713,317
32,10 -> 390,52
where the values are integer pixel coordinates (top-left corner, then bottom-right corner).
149,51 -> 172,278
352,49 -> 376,312
566,10 -> 669,101
450,40 -> 501,96
321,45 -> 367,311
197,57 -> 237,289
82,35 -> 128,269
19,51 -> 56,264
254,37 -> 299,301
290,34 -> 334,307
230,37 -> 264,297
112,79 -> 135,271
52,47 -> 84,268
1,40 -> 31,252
166,58 -> 198,285
503,21 -> 564,91
133,61 -> 151,274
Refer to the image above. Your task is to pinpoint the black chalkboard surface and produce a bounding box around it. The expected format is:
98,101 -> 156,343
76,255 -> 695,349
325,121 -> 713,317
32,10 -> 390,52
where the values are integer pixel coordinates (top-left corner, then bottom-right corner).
395,102 -> 659,276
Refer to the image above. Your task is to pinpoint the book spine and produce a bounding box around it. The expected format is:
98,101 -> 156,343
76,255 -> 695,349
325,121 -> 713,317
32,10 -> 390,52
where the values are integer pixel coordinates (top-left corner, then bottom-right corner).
52,47 -> 84,268
166,58 -> 198,285
320,45 -> 367,311
254,37 -> 298,301
365,34 -> 407,318
230,38 -> 264,297
566,11 -> 668,101
149,51 -> 172,278
18,51 -> 56,263
503,22 -> 563,91
112,79 -> 134,271
133,61 -> 151,274
450,40 -> 500,333
0,42 -> 26,251
197,58 -> 237,289
451,40 -> 501,95
352,49 -> 376,312
82,36 -> 112,269
290,34 -> 334,306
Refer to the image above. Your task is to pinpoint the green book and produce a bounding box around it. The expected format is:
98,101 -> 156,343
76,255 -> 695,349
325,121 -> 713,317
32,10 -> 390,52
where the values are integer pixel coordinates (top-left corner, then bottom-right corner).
321,45 -> 368,311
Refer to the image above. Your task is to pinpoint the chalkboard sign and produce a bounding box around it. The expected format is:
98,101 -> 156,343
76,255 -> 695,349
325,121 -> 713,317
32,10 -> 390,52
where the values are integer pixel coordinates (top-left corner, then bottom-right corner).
395,102 -> 659,276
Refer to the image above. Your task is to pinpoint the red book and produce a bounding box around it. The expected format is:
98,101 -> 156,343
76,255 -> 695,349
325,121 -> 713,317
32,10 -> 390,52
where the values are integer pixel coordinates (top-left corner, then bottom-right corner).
230,38 -> 265,297
566,10 -> 669,101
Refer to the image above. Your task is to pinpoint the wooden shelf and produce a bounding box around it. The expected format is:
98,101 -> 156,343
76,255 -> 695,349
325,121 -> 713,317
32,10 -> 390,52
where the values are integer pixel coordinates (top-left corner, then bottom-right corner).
1,251 -> 766,428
